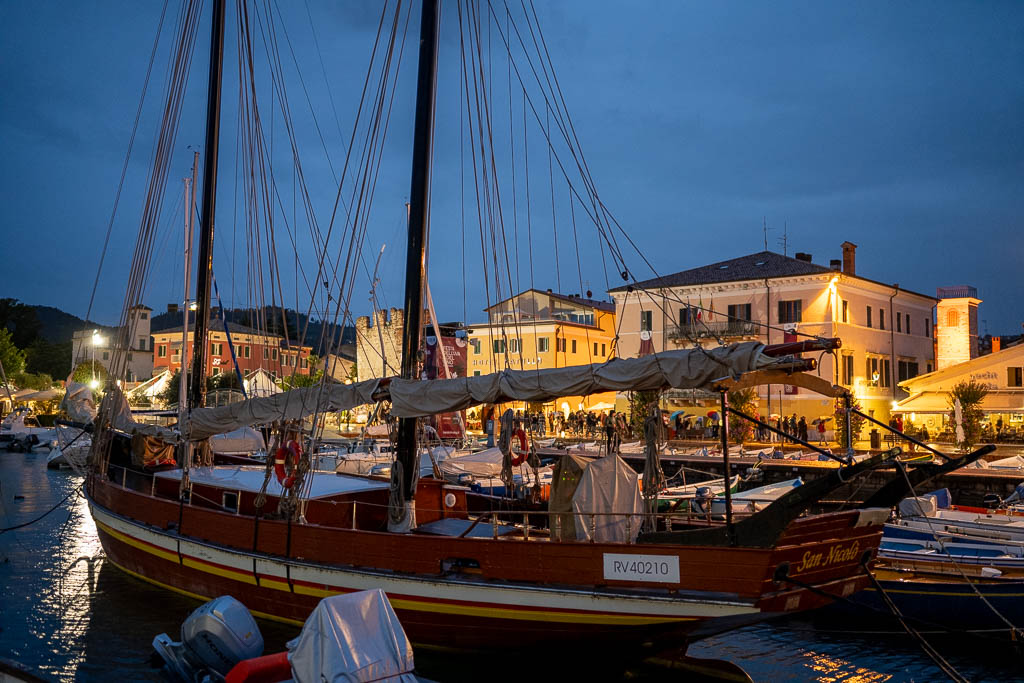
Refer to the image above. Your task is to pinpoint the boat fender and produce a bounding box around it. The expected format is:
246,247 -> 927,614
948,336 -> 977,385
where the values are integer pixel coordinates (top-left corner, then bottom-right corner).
510,428 -> 528,466
225,651 -> 290,683
274,440 -> 301,489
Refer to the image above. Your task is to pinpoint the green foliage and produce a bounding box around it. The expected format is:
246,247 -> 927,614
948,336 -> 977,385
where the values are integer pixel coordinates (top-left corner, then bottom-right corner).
11,371 -> 54,390
727,388 -> 757,443
834,397 -> 866,450
0,298 -> 42,349
628,390 -> 660,439
159,370 -> 245,406
71,360 -> 107,387
0,328 -> 28,377
947,380 -> 989,451
25,339 -> 72,380
279,369 -> 323,390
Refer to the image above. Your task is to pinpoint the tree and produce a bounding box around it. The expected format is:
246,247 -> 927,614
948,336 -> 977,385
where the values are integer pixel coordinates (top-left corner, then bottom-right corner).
25,339 -> 72,380
71,360 -> 107,387
279,369 -> 323,390
0,298 -> 42,349
727,388 -> 757,444
11,371 -> 54,390
947,380 -> 988,451
0,328 -> 27,377
833,397 -> 866,451
628,390 -> 660,439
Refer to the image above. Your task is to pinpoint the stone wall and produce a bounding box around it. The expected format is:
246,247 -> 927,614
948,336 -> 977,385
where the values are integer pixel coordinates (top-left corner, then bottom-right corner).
355,308 -> 404,382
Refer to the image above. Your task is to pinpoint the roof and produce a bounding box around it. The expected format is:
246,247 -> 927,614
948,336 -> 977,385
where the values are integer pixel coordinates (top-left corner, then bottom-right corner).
900,340 -> 1024,392
485,288 -> 615,314
153,316 -> 279,337
609,250 -> 937,301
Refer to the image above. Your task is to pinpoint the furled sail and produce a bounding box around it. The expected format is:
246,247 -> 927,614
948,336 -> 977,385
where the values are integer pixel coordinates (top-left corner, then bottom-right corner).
181,342 -> 771,440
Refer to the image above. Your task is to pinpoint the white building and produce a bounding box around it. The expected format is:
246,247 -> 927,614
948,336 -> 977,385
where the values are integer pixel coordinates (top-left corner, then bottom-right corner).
609,244 -> 936,421
70,304 -> 153,383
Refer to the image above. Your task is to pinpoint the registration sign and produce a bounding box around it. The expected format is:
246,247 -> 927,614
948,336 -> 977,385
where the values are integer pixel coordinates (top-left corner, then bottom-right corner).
603,553 -> 680,583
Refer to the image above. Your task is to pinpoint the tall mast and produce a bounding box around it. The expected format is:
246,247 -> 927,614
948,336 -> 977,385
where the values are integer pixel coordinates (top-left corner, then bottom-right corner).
391,0 -> 439,532
189,0 -> 227,411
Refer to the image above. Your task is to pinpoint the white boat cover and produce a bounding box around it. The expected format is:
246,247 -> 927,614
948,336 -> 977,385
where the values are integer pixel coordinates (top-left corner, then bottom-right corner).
899,496 -> 938,517
61,382 -> 96,423
181,343 -> 771,440
986,455 -> 1024,470
571,455 -> 643,543
287,589 -> 415,683
439,447 -> 506,478
98,388 -> 177,440
209,426 -> 265,454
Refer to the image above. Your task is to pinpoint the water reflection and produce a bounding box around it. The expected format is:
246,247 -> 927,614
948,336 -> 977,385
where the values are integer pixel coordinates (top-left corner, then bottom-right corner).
0,451 -> 1020,681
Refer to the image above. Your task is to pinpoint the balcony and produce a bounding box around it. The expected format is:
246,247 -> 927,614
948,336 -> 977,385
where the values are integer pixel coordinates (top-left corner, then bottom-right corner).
668,320 -> 761,342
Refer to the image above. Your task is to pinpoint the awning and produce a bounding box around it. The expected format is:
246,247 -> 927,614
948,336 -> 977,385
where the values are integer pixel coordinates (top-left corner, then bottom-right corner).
12,388 -> 60,402
893,392 -> 1024,414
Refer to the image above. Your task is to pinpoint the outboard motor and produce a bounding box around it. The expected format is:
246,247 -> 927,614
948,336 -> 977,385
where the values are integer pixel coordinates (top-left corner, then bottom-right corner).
153,595 -> 264,682
998,482 -> 1024,507
692,486 -> 714,515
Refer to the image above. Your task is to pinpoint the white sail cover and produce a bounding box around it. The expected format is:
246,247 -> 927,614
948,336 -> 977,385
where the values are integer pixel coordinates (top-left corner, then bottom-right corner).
183,381 -> 380,441
61,382 -> 96,423
209,426 -> 265,454
98,388 -> 177,440
182,343 -> 770,440
389,342 -> 770,417
287,589 -> 415,683
571,455 -> 643,543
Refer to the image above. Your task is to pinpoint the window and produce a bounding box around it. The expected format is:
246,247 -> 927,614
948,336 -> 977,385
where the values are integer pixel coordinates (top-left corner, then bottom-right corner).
263,347 -> 269,359
906,317 -> 911,335
841,300 -> 848,323
640,310 -> 653,332
473,370 -> 481,377
727,303 -> 752,322
777,300 -> 802,324
557,338 -> 566,353
880,359 -> 891,388
866,306 -> 872,328
470,339 -> 481,354
493,339 -> 506,354
601,343 -> 606,356
300,358 -> 307,369
593,342 -> 599,356
140,312 -> 148,320
879,309 -> 885,331
272,348 -> 278,360
867,357 -> 879,384
947,310 -> 959,327
241,345 -> 250,358
679,307 -> 694,327
537,337 -> 549,353
212,366 -> 221,375
898,360 -> 920,382
158,345 -> 167,358
509,338 -> 520,353
139,337 -> 146,349
1009,367 -> 1023,388
211,342 -> 223,356
571,339 -> 576,353
102,351 -> 109,360
925,318 -> 931,337
842,355 -> 854,385
896,312 -> 902,333
222,491 -> 238,514
926,363 -> 933,373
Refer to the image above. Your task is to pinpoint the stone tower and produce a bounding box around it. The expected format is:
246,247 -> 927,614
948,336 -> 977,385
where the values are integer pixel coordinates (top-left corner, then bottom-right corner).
935,286 -> 980,370
355,308 -> 404,382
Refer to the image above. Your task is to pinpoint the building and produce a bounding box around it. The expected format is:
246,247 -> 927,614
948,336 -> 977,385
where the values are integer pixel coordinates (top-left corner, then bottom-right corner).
355,308 -> 404,383
151,319 -> 312,380
70,304 -> 153,383
609,244 -> 937,421
935,286 -> 981,369
466,289 -> 618,413
893,340 -> 1024,436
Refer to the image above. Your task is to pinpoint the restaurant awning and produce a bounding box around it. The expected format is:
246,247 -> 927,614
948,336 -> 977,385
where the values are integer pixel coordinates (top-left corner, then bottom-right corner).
893,391 -> 1024,414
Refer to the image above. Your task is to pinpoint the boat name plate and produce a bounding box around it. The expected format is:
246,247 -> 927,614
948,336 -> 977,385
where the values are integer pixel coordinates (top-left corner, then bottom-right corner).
603,553 -> 680,583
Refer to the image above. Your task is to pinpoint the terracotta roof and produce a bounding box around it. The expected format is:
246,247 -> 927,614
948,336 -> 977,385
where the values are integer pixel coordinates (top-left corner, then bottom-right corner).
609,251 -> 831,292
609,250 -> 937,301
546,291 -> 615,313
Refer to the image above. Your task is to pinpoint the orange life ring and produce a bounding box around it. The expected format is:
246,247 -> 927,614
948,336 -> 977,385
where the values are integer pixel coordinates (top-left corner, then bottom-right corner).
510,428 -> 528,466
274,439 -> 301,489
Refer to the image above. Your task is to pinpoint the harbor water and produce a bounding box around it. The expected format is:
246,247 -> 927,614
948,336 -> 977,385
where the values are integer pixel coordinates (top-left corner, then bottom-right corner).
1,450 -> 1019,682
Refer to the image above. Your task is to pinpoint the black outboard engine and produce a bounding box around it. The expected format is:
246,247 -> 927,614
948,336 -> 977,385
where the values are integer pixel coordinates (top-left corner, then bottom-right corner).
9,434 -> 40,452
153,595 -> 264,682
692,486 -> 714,515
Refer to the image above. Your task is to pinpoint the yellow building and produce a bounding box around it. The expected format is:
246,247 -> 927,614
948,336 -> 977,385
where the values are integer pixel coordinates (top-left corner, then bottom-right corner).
466,289 -> 617,414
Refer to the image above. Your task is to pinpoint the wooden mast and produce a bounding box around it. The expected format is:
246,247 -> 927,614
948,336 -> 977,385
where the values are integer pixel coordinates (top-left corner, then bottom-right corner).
391,0 -> 440,531
188,0 -> 227,411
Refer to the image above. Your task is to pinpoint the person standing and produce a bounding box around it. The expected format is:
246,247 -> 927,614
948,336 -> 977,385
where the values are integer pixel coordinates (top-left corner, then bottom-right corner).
817,419 -> 827,445
798,416 -> 808,443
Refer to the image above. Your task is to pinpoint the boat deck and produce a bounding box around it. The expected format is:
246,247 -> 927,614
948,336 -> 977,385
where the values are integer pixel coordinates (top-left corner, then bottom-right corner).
154,466 -> 389,500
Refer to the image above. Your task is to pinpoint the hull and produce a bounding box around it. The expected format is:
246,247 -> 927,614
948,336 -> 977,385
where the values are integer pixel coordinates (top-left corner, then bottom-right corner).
87,471 -> 881,652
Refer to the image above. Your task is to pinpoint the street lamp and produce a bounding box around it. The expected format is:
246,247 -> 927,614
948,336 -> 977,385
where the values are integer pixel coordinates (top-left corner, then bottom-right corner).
91,330 -> 106,388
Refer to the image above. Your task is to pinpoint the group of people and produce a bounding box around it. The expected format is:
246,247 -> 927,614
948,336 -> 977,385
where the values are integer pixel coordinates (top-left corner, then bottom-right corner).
769,414 -> 826,445
483,407 -> 632,452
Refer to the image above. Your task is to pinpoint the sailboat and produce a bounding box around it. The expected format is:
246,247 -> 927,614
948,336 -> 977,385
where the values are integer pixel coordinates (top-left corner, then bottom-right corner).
85,0 -> 899,656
